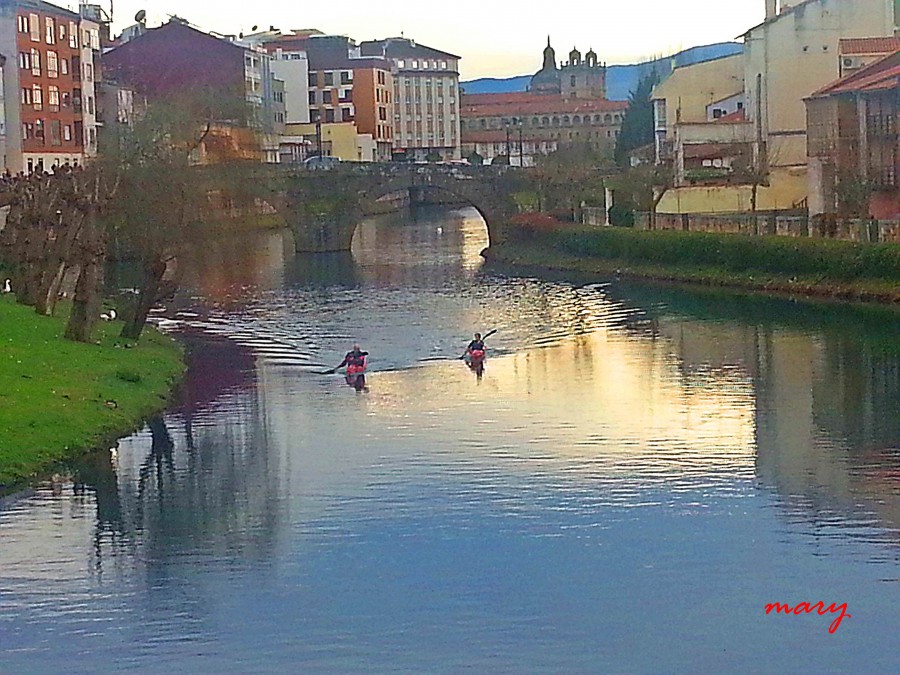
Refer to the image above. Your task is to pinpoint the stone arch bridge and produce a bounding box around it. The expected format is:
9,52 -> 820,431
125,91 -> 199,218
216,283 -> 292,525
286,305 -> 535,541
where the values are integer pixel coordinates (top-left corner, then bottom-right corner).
262,164 -> 531,252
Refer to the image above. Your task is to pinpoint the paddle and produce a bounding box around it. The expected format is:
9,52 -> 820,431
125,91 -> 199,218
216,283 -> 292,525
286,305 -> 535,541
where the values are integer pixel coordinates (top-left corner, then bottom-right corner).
459,329 -> 498,360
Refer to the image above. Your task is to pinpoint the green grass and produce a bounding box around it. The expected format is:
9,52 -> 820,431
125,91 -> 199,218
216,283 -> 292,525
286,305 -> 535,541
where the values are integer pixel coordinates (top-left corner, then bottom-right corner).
0,295 -> 185,490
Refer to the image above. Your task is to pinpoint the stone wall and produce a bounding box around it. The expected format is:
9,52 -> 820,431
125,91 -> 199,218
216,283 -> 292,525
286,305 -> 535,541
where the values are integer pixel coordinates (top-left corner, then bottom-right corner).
635,212 -> 900,244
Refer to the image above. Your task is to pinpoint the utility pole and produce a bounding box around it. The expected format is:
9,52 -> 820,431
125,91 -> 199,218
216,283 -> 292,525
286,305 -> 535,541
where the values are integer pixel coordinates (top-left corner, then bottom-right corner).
518,124 -> 524,167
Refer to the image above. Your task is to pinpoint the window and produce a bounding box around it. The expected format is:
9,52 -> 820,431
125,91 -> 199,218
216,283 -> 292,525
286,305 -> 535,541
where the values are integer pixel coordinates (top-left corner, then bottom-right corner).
21,88 -> 33,105
84,63 -> 93,82
324,108 -> 335,122
64,125 -> 72,142
397,59 -> 405,68
31,49 -> 41,76
50,120 -> 62,145
340,71 -> 352,85
74,121 -> 83,146
308,91 -> 316,105
73,88 -> 82,113
322,90 -> 332,104
377,71 -> 386,85
62,92 -> 71,108
87,96 -> 94,115
342,107 -> 352,122
23,123 -> 34,140
47,51 -> 58,78
18,15 -> 29,33
69,22 -> 78,48
59,23 -> 66,41
61,58 -> 68,75
19,52 -> 31,70
324,72 -> 333,86
45,17 -> 55,44
35,119 -> 45,142
48,85 -> 60,111
30,14 -> 40,41
33,85 -> 43,111
308,72 -> 317,86
72,56 -> 80,81
378,107 -> 387,121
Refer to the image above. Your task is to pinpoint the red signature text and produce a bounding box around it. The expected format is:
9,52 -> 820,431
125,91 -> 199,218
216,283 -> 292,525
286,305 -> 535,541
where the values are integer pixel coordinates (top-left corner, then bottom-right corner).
764,601 -> 851,634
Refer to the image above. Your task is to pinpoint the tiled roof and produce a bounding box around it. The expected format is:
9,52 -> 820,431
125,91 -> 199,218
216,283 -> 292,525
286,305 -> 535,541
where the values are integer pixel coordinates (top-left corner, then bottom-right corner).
810,50 -> 900,98
360,38 -> 460,61
716,110 -> 747,123
839,37 -> 900,55
461,93 -> 627,117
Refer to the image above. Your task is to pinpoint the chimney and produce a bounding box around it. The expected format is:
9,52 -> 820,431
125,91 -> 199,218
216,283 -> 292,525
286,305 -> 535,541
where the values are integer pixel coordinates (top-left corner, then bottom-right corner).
765,0 -> 777,19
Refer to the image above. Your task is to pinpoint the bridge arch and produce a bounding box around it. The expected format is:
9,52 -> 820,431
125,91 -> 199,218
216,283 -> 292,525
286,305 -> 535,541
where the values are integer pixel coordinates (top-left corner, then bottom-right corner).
271,165 -> 527,253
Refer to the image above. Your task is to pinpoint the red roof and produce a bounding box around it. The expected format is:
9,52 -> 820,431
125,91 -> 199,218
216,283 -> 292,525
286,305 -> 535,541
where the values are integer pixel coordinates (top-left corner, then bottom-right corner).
461,93 -> 627,117
810,50 -> 900,97
839,37 -> 900,55
716,110 -> 747,123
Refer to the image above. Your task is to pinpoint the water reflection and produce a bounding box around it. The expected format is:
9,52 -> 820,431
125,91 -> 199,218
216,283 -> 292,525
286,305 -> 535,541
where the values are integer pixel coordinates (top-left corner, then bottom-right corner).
2,207 -> 899,671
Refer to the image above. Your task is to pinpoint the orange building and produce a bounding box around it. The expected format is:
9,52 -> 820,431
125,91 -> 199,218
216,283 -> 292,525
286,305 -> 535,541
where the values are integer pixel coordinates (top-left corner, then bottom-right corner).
350,66 -> 393,160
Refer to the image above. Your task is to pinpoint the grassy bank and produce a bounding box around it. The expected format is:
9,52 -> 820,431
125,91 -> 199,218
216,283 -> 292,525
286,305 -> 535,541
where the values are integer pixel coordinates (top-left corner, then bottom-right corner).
486,223 -> 900,304
0,295 -> 185,491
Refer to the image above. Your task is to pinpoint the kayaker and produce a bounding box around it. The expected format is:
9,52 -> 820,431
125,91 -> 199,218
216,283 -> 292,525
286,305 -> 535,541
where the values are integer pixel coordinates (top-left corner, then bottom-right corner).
334,344 -> 368,373
464,333 -> 486,360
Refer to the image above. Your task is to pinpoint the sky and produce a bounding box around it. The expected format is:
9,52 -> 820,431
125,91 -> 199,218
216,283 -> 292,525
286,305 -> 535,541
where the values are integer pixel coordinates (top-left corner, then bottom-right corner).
69,0 -> 765,80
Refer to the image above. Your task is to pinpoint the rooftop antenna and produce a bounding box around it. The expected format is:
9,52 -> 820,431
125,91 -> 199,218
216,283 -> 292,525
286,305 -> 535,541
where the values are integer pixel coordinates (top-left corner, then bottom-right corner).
135,9 -> 146,24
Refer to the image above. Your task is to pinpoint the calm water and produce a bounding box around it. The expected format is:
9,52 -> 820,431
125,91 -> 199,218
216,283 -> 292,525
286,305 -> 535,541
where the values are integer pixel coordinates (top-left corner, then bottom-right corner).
2,207 -> 899,673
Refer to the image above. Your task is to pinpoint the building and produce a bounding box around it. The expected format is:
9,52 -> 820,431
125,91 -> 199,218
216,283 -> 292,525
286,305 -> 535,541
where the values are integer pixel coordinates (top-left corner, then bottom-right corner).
742,0 -> 896,200
529,38 -> 607,99
651,54 -> 756,188
360,37 -> 462,161
653,0 -> 898,215
460,92 -> 626,166
102,19 -> 284,163
0,0 -> 101,173
242,28 -> 317,125
302,35 -> 393,161
806,49 -> 900,218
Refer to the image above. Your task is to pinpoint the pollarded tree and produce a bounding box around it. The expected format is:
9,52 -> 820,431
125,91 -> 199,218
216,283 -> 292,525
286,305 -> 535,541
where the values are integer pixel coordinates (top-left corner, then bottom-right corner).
104,90 -> 254,340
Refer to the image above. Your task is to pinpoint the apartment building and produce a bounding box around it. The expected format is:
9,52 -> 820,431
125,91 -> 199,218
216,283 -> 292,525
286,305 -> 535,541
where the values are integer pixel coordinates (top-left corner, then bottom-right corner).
102,19 -> 284,163
0,0 -> 101,173
304,35 -> 393,161
360,38 -> 461,161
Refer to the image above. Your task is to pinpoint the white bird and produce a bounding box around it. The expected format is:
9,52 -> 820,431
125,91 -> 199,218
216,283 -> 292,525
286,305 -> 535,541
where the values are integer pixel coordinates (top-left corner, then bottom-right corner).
100,309 -> 117,321
2,279 -> 11,293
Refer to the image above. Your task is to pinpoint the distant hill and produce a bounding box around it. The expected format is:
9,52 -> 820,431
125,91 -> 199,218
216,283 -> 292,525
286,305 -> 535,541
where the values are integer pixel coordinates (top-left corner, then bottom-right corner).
461,42 -> 744,101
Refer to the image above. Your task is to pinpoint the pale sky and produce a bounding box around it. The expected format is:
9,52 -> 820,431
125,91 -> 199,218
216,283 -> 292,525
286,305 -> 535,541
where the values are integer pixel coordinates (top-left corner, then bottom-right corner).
68,0 -> 765,79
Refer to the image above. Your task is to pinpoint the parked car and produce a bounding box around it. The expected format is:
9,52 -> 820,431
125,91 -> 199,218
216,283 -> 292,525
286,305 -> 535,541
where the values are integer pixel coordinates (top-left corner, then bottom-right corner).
303,155 -> 341,170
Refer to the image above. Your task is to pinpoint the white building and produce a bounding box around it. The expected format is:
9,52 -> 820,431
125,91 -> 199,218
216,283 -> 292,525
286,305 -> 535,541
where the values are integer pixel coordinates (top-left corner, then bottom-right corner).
360,37 -> 461,161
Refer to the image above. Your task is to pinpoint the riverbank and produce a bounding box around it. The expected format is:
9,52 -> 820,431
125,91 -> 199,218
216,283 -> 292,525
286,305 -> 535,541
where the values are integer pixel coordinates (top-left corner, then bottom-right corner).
485,223 -> 900,305
0,295 -> 185,492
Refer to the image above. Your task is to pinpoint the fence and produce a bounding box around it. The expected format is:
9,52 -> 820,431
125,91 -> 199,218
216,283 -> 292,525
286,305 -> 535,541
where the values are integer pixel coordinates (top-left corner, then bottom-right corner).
634,212 -> 900,244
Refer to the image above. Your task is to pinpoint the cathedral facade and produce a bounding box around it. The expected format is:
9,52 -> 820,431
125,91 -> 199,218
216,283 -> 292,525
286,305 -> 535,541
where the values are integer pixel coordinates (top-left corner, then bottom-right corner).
529,38 -> 607,99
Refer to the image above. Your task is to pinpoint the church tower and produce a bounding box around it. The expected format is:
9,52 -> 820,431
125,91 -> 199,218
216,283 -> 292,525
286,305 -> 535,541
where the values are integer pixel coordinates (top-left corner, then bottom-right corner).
529,37 -> 562,95
561,46 -> 606,99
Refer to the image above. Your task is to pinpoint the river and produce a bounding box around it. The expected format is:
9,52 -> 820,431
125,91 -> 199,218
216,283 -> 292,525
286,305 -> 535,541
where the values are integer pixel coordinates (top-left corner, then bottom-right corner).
1,206 -> 899,672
